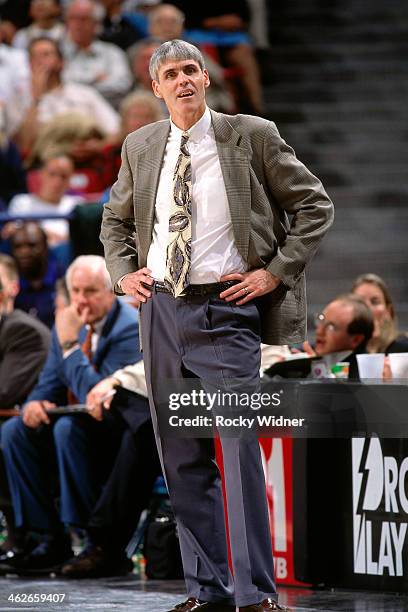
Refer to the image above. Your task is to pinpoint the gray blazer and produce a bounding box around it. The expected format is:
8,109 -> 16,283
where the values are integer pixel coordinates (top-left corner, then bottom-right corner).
100,110 -> 334,345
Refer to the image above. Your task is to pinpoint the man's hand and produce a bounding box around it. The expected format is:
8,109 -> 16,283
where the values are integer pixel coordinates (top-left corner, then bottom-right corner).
120,268 -> 153,308
23,400 -> 55,428
383,356 -> 392,381
31,64 -> 53,101
291,341 -> 316,357
219,269 -> 281,305
86,376 -> 119,421
55,304 -> 88,345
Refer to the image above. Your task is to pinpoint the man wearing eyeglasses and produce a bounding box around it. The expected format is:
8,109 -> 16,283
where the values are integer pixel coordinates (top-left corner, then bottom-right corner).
314,294 -> 373,357
266,294 -> 374,379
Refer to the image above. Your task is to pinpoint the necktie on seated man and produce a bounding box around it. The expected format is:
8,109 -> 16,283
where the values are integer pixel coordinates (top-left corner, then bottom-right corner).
67,325 -> 94,405
164,131 -> 192,297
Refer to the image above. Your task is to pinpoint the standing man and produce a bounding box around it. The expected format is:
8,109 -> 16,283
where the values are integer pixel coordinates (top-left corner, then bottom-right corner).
101,40 -> 334,612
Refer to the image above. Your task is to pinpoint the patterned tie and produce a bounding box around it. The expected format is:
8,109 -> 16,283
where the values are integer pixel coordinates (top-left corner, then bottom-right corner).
165,131 -> 192,297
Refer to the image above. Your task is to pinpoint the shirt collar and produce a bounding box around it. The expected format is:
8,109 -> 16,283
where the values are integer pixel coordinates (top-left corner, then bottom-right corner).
89,315 -> 107,337
170,106 -> 211,144
65,37 -> 98,57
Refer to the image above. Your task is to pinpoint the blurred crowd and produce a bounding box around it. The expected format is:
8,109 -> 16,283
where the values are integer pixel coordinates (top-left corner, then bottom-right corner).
0,0 -> 407,584
0,0 -> 268,212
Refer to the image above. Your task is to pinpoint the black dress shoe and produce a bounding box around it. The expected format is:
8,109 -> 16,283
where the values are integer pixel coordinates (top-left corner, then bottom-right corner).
8,538 -> 73,576
240,600 -> 290,611
0,547 -> 27,575
166,597 -> 235,612
61,545 -> 133,578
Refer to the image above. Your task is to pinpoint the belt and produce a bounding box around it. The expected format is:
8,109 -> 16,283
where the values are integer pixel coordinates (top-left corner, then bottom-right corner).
152,280 -> 238,297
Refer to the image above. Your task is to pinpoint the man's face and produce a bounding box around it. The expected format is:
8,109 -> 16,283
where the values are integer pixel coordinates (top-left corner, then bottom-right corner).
150,7 -> 183,41
69,267 -> 114,325
11,224 -> 48,277
30,39 -> 63,75
40,157 -> 74,203
123,102 -> 158,134
66,3 -> 97,47
314,300 -> 361,356
30,0 -> 60,22
132,45 -> 159,88
152,59 -> 209,127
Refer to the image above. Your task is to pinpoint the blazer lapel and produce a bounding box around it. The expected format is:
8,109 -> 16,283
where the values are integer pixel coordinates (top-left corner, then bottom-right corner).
93,300 -> 120,368
211,110 -> 251,262
133,121 -> 170,263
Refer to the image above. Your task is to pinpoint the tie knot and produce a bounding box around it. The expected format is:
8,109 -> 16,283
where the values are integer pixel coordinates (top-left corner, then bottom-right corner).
181,131 -> 189,145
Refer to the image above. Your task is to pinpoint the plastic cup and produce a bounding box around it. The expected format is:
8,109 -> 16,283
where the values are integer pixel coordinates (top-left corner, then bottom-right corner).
356,353 -> 385,381
388,353 -> 408,382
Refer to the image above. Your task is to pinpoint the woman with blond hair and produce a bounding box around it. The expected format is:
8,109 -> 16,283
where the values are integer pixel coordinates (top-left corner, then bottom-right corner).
351,273 -> 408,354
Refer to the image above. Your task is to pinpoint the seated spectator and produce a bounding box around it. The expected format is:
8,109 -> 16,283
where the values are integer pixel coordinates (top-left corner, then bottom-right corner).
120,90 -> 164,135
99,0 -> 145,50
0,16 -> 18,46
351,273 -> 408,354
128,37 -> 161,90
0,1 -> 31,42
100,90 -> 164,199
168,0 -> 264,114
148,2 -> 183,42
15,37 -> 119,154
0,37 -> 30,137
61,361 -> 161,578
0,253 -> 51,408
0,255 -> 141,574
12,0 -> 65,50
10,222 -> 65,328
62,0 -> 133,108
8,155 -> 82,246
147,4 -> 235,113
0,254 -> 50,554
266,294 -> 374,380
27,113 -> 114,196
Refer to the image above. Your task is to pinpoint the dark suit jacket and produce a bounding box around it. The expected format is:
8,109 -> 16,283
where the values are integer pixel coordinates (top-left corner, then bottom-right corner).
27,300 -> 141,405
100,110 -> 334,345
0,309 -> 51,408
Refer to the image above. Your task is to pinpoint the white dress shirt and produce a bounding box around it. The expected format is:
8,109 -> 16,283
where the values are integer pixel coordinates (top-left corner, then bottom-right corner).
0,44 -> 30,135
8,193 -> 83,242
112,360 -> 148,398
63,316 -> 107,359
62,38 -> 133,108
33,82 -> 120,135
12,24 -> 66,50
147,107 -> 246,284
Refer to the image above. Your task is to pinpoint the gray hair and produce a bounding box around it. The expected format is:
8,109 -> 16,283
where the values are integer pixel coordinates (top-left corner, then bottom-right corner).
149,39 -> 205,81
65,0 -> 105,22
148,3 -> 185,27
119,90 -> 164,122
66,255 -> 112,292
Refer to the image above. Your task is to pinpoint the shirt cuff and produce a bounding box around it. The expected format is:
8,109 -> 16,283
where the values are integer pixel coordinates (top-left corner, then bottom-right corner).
117,275 -> 127,290
62,344 -> 81,359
